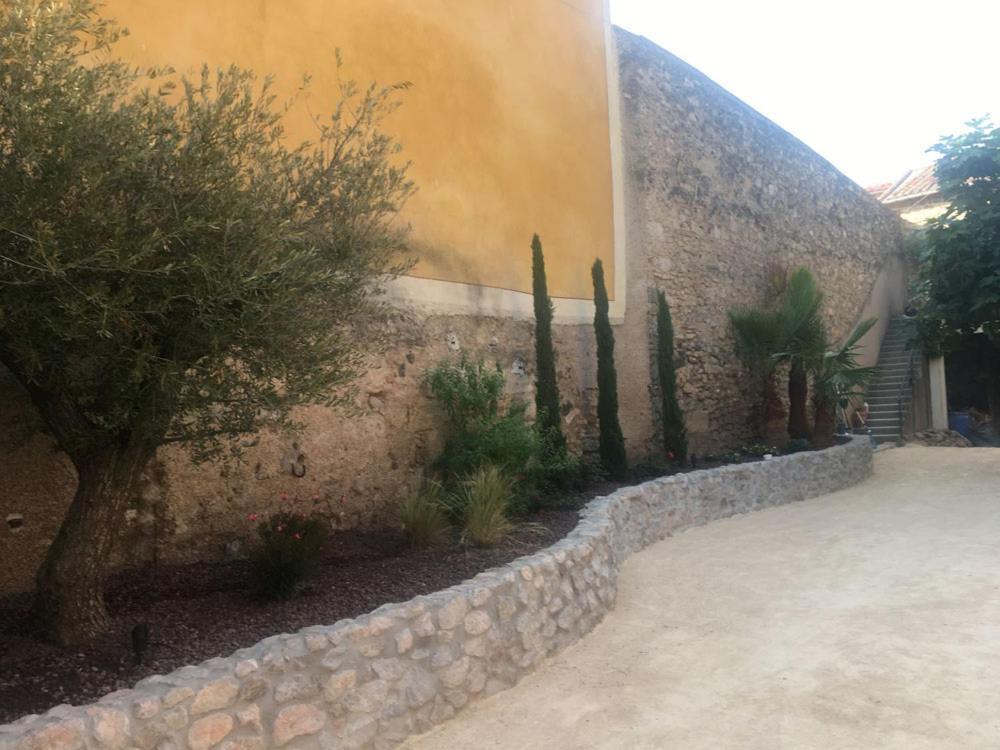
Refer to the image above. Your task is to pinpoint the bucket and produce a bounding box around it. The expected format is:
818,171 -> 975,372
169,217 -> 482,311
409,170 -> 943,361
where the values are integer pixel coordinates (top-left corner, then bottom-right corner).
949,411 -> 971,437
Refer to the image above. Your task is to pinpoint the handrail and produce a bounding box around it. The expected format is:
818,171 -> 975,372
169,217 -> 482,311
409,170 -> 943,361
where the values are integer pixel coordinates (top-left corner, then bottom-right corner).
896,323 -> 918,436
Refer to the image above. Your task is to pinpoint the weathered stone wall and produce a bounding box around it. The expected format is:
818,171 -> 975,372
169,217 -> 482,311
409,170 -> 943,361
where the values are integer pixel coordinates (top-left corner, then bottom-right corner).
614,28 -> 907,453
0,313 -> 601,593
0,438 -> 873,748
0,29 -> 905,594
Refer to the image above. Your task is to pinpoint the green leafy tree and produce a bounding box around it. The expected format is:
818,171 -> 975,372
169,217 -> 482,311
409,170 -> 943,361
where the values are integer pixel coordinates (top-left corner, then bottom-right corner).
0,1 -> 413,643
591,259 -> 628,479
916,119 -> 1000,416
655,290 -> 687,461
531,234 -> 565,453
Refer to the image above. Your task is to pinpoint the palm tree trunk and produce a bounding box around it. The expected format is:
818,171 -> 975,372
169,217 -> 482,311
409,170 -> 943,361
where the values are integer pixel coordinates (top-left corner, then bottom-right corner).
762,374 -> 787,443
812,397 -> 836,447
788,361 -> 810,440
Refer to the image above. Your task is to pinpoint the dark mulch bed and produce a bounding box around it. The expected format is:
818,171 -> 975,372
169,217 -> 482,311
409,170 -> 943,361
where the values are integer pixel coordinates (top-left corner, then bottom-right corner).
0,509 -> 581,723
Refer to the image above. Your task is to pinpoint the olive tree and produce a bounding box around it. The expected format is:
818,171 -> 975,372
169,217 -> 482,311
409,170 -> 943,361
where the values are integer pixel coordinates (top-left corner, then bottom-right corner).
0,0 -> 413,643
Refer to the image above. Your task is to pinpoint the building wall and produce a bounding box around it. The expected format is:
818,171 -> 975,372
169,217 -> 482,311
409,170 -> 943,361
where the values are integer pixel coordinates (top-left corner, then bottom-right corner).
103,0 -> 618,305
897,199 -> 948,226
0,24 -> 906,593
614,29 -> 906,451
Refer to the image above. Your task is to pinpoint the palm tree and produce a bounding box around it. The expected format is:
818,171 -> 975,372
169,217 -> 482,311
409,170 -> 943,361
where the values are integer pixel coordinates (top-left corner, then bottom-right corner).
774,269 -> 827,440
728,306 -> 787,442
810,318 -> 878,446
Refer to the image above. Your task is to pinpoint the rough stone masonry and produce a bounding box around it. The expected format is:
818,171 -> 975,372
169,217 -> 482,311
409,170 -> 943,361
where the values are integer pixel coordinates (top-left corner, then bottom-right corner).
0,438 -> 872,749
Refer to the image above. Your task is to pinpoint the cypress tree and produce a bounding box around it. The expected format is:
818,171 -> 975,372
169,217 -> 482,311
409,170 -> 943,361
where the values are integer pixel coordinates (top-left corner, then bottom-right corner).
531,234 -> 566,452
656,290 -> 687,462
591,259 -> 628,480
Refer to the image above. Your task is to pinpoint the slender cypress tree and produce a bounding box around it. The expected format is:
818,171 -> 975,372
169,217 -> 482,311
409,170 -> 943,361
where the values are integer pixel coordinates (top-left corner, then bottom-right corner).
531,234 -> 566,452
656,290 -> 687,462
591,259 -> 628,480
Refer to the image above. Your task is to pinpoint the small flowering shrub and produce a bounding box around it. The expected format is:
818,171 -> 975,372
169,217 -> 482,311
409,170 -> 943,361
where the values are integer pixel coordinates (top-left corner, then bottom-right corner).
250,503 -> 327,599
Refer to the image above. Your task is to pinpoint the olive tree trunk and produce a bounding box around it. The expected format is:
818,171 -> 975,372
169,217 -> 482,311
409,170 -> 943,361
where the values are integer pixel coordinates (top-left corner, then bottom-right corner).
33,438 -> 153,645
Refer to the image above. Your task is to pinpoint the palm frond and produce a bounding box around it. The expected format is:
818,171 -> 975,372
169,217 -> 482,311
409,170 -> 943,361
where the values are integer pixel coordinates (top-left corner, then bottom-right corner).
777,268 -> 827,363
813,317 -> 879,404
728,306 -> 785,374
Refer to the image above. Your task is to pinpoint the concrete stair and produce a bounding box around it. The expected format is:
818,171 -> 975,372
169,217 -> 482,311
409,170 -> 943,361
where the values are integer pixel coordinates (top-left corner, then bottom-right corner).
865,317 -> 917,444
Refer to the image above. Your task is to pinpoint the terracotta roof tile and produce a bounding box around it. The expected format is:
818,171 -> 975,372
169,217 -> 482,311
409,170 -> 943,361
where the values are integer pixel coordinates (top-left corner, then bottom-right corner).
878,164 -> 939,204
865,182 -> 893,199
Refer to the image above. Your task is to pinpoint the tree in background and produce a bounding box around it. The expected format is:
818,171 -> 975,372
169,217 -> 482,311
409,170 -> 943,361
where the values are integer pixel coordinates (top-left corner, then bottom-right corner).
591,259 -> 628,480
0,1 -> 413,643
531,234 -> 565,453
916,119 -> 1000,416
655,290 -> 687,461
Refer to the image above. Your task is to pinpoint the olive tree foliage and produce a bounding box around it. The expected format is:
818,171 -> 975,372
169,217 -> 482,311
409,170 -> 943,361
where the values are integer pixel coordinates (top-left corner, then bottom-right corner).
0,0 -> 414,642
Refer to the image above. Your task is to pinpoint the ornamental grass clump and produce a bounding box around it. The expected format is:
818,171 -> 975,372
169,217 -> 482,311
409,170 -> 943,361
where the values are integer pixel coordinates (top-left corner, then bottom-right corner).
250,503 -> 327,599
449,465 -> 516,547
399,482 -> 451,548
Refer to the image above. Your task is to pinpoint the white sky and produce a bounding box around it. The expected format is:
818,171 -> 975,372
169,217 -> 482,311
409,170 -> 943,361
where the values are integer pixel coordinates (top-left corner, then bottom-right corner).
609,0 -> 1000,187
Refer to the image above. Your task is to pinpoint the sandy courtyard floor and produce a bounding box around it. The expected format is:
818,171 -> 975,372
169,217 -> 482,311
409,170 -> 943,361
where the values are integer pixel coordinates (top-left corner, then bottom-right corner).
405,446 -> 1000,749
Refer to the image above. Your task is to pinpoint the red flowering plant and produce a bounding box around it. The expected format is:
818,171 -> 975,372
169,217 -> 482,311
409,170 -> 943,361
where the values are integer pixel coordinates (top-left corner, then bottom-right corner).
249,493 -> 328,599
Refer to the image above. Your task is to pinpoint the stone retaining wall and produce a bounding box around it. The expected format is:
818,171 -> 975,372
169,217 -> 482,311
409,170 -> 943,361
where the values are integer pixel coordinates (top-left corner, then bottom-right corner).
1,438 -> 872,750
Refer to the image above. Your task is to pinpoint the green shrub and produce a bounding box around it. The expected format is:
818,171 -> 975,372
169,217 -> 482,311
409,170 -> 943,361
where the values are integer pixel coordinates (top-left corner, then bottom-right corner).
425,358 -> 540,482
424,358 -> 504,427
531,440 -> 584,495
437,403 -> 540,481
252,511 -> 327,599
447,466 -> 516,547
399,483 -> 450,547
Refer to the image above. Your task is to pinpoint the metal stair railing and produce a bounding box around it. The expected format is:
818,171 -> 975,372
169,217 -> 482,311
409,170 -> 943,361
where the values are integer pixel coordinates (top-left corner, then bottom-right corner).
895,324 -> 918,438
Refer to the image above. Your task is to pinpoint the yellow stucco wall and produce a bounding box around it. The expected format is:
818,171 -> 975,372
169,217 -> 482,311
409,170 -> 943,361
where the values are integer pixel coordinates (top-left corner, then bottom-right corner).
101,0 -> 616,301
